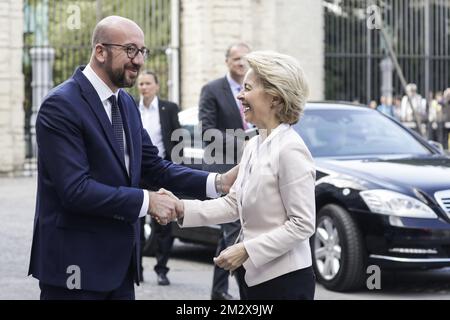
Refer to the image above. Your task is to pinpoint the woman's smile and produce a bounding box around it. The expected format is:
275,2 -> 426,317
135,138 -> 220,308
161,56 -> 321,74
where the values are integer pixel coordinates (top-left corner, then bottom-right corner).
242,102 -> 251,113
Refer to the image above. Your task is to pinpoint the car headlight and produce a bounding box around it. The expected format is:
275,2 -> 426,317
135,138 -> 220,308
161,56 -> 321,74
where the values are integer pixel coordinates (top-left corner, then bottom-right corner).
360,189 -> 437,219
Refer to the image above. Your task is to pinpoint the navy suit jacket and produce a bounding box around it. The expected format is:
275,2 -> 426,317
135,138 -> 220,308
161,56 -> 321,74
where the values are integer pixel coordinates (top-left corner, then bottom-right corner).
28,67 -> 208,292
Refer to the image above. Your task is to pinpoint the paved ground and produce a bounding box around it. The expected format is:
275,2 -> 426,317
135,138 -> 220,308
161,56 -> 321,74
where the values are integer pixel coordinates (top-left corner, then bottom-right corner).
0,176 -> 39,300
136,243 -> 240,300
1,176 -> 450,300
0,176 -> 237,300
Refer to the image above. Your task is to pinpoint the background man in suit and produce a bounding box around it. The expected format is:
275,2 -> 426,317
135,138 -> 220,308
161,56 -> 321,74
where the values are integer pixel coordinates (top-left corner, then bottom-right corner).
28,15 -> 236,300
198,42 -> 251,300
137,70 -> 181,286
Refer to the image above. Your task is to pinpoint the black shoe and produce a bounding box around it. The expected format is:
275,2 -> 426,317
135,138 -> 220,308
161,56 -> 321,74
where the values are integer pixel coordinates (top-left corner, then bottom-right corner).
211,291 -> 234,300
157,273 -> 170,286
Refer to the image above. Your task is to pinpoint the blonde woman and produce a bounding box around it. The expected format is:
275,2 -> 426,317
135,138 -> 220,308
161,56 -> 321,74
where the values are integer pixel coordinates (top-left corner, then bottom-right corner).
169,51 -> 315,300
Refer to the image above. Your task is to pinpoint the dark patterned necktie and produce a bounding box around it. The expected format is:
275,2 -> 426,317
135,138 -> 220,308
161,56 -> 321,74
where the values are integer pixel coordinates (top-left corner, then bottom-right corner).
108,95 -> 125,159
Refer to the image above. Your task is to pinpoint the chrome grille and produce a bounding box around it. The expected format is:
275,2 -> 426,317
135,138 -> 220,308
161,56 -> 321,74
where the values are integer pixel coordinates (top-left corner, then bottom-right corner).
434,190 -> 450,220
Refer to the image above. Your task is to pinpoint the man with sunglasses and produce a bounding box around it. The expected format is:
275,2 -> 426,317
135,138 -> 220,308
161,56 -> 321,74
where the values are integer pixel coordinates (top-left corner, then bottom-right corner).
28,15 -> 238,300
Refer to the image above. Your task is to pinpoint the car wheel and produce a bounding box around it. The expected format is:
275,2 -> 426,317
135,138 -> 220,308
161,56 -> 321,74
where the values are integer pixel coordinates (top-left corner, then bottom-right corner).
312,204 -> 366,291
142,216 -> 157,256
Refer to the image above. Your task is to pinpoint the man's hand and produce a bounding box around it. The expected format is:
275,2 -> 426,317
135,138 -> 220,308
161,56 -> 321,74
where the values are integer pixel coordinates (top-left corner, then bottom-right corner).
213,242 -> 248,272
148,191 -> 178,225
220,164 -> 239,194
157,188 -> 185,220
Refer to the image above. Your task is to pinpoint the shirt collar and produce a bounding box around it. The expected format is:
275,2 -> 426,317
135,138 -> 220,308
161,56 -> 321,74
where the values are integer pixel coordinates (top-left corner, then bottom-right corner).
82,64 -> 119,103
139,96 -> 159,111
226,72 -> 242,93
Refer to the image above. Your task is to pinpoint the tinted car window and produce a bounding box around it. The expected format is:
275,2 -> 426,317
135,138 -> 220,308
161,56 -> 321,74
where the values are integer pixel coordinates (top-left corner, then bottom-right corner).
294,108 -> 432,157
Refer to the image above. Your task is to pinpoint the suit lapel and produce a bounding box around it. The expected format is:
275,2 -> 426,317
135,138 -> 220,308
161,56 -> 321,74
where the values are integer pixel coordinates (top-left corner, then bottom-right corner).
118,91 -> 134,179
73,67 -> 128,175
158,100 -> 170,149
221,77 -> 243,128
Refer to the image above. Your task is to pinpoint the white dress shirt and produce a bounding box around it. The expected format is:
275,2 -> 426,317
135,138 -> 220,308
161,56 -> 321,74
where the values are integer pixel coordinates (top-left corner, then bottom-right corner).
226,73 -> 242,110
82,64 -> 219,219
139,96 -> 165,159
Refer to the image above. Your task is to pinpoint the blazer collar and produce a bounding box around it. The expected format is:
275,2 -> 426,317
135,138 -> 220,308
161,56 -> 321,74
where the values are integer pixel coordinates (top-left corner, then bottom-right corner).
157,100 -> 170,143
138,95 -> 159,111
138,97 -> 170,146
221,76 -> 243,122
118,93 -> 134,180
73,66 -> 130,178
82,63 -> 118,102
226,72 -> 242,94
257,123 -> 290,150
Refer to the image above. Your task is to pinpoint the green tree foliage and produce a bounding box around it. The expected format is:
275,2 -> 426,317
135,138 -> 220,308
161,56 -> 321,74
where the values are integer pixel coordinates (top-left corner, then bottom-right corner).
23,0 -> 172,116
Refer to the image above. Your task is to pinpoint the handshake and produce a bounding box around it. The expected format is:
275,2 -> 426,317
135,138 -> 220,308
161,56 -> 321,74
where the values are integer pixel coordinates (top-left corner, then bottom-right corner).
146,167 -> 239,225
147,188 -> 183,225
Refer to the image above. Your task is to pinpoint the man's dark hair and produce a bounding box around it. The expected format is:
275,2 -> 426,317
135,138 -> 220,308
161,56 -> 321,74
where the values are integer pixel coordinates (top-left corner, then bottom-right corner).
225,42 -> 251,58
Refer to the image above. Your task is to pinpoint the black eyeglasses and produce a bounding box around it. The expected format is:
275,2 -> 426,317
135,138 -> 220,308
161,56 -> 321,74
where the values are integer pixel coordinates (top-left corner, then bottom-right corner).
101,43 -> 150,59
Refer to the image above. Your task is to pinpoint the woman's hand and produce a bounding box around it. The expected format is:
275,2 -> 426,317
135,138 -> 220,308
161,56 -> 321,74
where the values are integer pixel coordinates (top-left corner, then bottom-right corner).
213,242 -> 248,272
220,164 -> 240,194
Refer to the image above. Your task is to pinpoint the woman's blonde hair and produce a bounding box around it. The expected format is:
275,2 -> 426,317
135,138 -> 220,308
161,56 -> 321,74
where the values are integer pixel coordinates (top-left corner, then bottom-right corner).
245,51 -> 309,124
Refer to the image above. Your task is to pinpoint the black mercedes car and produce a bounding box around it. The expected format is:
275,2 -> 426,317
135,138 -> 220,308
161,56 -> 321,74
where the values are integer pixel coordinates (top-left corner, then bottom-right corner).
143,102 -> 450,292
297,102 -> 450,291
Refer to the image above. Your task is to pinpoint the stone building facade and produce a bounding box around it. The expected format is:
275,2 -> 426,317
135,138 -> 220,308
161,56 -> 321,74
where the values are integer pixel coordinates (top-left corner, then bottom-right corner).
0,0 -> 24,174
0,0 -> 323,174
180,0 -> 324,109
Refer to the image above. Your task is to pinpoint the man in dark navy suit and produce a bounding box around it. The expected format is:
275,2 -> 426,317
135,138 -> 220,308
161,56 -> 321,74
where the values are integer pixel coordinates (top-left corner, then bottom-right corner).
28,16 -> 236,300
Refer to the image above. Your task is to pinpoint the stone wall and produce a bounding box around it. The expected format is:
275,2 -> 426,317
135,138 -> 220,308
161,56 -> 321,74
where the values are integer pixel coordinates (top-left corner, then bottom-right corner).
0,0 -> 323,173
180,0 -> 324,109
0,0 -> 25,174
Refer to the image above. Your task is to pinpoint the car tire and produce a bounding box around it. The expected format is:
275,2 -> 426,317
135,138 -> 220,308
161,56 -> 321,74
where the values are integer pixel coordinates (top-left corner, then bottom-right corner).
142,217 -> 157,257
312,204 -> 366,291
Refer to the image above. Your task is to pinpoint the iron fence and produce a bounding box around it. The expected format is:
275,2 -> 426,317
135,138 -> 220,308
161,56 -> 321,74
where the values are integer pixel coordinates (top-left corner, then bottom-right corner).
23,0 -> 173,166
324,0 -> 450,104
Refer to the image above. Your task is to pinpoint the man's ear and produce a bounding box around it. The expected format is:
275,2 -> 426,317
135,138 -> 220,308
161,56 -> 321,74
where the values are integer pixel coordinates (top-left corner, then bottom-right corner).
94,44 -> 107,64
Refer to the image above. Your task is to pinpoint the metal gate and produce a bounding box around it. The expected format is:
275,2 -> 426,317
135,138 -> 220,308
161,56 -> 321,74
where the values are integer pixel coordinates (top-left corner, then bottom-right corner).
23,0 -> 177,168
324,0 -> 450,104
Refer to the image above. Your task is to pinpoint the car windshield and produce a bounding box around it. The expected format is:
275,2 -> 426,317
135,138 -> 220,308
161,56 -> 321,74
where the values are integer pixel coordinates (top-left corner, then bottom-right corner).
294,107 -> 432,158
